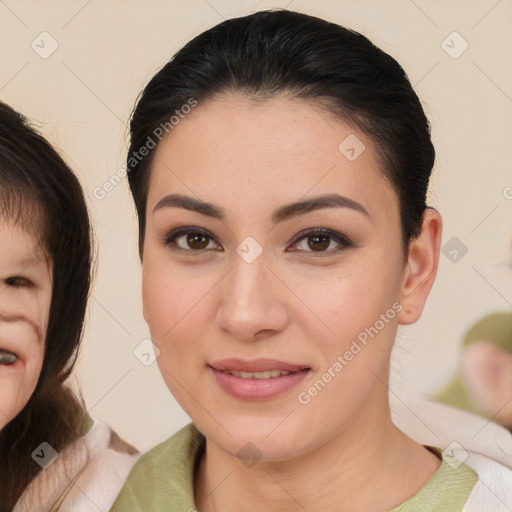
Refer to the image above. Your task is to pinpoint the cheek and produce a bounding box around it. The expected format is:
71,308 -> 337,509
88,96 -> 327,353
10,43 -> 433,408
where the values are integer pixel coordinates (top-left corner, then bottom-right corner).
26,342 -> 45,385
142,254 -> 208,361
0,340 -> 44,431
0,378 -> 26,430
142,247 -> 171,329
295,255 -> 402,344
143,261 -> 209,410
142,260 -> 190,336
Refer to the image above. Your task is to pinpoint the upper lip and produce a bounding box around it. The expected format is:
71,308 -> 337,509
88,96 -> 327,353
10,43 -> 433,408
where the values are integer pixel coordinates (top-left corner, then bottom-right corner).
209,358 -> 310,373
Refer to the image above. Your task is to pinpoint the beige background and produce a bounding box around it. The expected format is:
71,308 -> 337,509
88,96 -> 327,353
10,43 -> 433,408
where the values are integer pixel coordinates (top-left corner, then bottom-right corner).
1,0 -> 511,452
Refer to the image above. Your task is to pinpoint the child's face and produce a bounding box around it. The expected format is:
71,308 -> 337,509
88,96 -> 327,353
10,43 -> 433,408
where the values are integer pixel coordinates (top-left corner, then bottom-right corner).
0,220 -> 52,430
141,95 -> 431,460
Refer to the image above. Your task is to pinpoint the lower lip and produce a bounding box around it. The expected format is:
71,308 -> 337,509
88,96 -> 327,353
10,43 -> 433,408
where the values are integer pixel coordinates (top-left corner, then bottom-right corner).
209,367 -> 310,400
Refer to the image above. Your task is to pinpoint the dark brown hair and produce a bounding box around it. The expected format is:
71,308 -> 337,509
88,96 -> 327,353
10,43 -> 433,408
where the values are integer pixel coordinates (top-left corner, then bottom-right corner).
0,101 -> 93,510
125,9 -> 435,257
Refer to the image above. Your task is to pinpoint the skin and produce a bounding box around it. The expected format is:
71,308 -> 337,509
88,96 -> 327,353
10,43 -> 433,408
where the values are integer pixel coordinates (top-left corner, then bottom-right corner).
142,94 -> 443,512
0,220 -> 52,430
462,341 -> 512,427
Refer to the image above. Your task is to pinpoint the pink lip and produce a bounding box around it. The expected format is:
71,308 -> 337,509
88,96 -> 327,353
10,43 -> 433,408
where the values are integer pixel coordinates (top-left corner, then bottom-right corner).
209,358 -> 309,373
209,358 -> 310,400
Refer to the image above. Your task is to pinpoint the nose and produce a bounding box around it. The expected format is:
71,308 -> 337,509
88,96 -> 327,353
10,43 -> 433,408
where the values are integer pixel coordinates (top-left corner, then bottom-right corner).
215,249 -> 289,342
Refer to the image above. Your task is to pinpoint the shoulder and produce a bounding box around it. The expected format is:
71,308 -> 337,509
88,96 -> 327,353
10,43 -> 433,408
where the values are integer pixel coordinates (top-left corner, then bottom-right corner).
392,394 -> 512,509
71,418 -> 140,502
14,418 -> 139,512
121,421 -> 203,481
392,393 -> 512,467
451,449 -> 512,511
109,422 -> 204,511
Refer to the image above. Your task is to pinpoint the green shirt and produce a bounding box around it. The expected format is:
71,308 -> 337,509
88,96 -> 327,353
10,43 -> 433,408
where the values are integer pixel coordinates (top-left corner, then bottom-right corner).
110,423 -> 478,511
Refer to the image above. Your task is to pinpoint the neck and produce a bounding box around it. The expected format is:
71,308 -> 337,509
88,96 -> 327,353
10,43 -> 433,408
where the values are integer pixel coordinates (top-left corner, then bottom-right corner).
194,385 -> 441,512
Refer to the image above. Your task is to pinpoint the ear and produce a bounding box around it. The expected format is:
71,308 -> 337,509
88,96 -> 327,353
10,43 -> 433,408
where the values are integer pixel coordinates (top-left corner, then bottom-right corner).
397,207 -> 442,325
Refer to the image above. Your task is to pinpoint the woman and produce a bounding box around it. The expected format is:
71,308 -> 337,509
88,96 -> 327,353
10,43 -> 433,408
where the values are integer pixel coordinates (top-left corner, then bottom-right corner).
111,10 -> 512,511
0,101 -> 138,512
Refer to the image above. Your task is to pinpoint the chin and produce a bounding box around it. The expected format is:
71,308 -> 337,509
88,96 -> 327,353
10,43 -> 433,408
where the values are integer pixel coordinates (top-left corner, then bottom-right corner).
199,414 -> 311,462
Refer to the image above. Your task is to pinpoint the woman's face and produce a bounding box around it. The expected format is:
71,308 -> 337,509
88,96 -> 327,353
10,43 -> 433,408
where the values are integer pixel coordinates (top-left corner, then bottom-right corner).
0,220 -> 52,430
142,95 -> 428,460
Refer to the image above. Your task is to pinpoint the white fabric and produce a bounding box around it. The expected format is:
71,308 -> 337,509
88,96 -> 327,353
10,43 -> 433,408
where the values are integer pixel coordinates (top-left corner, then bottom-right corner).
458,450 -> 512,512
13,419 -> 139,512
391,392 -> 512,510
391,391 -> 512,467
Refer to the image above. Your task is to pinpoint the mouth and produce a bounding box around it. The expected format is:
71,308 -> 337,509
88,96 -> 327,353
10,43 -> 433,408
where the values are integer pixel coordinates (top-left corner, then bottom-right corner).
221,369 -> 295,379
0,349 -> 19,366
210,358 -> 310,373
208,358 -> 311,399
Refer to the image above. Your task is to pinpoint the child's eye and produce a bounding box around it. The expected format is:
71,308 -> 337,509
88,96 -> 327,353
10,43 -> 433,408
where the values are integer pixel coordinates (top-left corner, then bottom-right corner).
4,276 -> 33,288
164,227 -> 353,256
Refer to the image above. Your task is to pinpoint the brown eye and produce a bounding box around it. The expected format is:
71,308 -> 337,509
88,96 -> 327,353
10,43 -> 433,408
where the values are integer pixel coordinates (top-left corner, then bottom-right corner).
185,233 -> 210,250
306,234 -> 330,251
289,228 -> 353,255
164,227 -> 219,253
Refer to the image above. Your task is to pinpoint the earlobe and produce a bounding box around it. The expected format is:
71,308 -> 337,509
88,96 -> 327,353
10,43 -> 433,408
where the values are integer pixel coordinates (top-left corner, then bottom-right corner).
397,207 -> 442,325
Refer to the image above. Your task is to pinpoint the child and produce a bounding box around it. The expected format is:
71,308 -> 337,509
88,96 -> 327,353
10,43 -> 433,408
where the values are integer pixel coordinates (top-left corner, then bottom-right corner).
0,101 -> 138,512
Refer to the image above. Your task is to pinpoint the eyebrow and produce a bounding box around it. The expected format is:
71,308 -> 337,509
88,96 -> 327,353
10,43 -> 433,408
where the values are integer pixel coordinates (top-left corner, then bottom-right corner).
153,193 -> 370,224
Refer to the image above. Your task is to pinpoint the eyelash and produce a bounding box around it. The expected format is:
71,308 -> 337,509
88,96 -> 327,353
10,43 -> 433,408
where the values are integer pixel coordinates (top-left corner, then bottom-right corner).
163,227 -> 353,257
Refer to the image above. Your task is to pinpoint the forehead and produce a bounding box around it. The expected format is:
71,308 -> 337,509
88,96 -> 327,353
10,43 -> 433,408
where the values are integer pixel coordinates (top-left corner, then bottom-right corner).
0,190 -> 46,250
147,94 -> 395,221
0,219 -> 47,268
